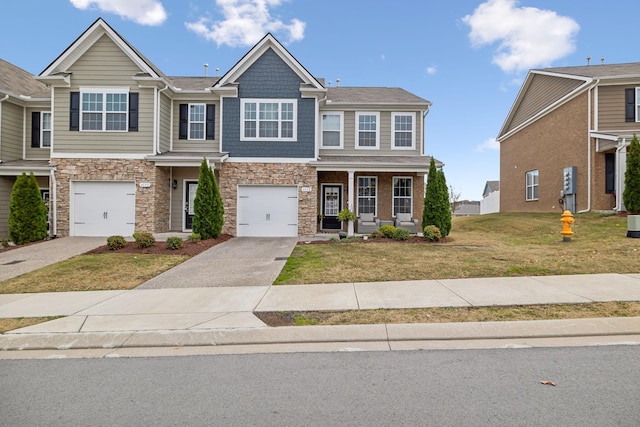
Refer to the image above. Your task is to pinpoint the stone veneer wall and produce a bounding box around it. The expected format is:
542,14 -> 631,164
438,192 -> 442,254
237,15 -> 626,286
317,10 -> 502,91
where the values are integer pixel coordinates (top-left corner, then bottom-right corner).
54,159 -> 170,236
218,162 -> 317,236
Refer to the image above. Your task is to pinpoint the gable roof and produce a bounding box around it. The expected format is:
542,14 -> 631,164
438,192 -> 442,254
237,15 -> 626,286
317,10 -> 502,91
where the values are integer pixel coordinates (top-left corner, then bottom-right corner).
498,62 -> 640,141
39,18 -> 166,81
326,87 -> 431,106
213,33 -> 324,91
0,59 -> 49,100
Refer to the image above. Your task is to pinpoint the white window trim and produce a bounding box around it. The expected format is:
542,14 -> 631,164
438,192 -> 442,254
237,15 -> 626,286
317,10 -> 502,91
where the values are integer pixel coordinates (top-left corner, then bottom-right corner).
41,111 -> 51,148
356,176 -> 378,216
526,170 -> 539,201
79,87 -> 129,132
188,103 -> 206,140
392,176 -> 413,217
391,112 -> 415,150
355,112 -> 380,150
636,87 -> 640,122
240,98 -> 297,142
321,111 -> 344,149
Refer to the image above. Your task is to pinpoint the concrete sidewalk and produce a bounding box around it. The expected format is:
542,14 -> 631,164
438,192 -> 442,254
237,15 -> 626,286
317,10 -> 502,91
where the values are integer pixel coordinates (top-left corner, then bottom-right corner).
1,273 -> 640,355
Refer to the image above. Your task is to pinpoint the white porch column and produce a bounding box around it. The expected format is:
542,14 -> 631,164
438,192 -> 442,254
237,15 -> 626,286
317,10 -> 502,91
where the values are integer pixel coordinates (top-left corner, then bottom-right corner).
616,138 -> 628,211
347,169 -> 355,236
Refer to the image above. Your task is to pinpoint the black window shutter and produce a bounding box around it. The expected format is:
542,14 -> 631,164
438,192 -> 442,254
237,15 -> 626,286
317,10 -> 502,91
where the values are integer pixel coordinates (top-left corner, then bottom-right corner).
605,153 -> 615,194
179,104 -> 188,139
70,92 -> 80,131
31,112 -> 41,147
128,92 -> 139,131
206,104 -> 215,140
625,88 -> 635,122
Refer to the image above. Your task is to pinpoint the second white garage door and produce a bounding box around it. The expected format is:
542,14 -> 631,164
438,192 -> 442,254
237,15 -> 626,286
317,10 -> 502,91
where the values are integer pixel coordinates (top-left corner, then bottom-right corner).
73,181 -> 136,237
237,185 -> 298,237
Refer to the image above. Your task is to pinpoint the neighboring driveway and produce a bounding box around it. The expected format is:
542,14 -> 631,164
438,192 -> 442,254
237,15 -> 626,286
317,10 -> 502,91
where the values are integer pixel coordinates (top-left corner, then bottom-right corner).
137,237 -> 298,289
0,237 -> 105,282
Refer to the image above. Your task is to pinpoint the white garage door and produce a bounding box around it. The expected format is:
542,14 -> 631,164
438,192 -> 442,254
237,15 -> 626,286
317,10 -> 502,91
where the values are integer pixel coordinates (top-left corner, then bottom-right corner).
237,185 -> 298,237
73,181 -> 136,236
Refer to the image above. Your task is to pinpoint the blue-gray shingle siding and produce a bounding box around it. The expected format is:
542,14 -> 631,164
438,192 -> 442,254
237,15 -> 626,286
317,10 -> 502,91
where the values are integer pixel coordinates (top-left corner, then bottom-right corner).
222,48 -> 315,158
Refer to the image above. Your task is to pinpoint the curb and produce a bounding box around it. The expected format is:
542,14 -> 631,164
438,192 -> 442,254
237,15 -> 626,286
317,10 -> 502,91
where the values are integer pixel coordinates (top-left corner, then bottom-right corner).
1,317 -> 640,352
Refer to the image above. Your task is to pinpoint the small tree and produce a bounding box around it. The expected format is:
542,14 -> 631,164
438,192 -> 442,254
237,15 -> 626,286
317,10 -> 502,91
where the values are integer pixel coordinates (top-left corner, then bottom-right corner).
9,172 -> 48,245
422,158 -> 452,237
192,158 -> 224,239
623,134 -> 640,214
449,185 -> 462,214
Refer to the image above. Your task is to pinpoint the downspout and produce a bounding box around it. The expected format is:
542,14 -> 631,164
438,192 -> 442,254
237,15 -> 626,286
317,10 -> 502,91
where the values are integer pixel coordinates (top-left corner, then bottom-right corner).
578,80 -> 598,213
316,95 -> 327,159
0,94 -> 8,160
422,104 -> 431,156
50,168 -> 57,238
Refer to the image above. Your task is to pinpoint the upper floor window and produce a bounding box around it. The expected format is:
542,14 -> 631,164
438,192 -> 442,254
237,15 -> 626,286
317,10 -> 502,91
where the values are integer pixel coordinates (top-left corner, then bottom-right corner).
526,170 -> 539,201
189,104 -> 205,140
393,177 -> 413,215
356,112 -> 379,149
357,176 -> 377,215
321,112 -> 343,148
80,88 -> 128,131
625,88 -> 640,122
241,99 -> 297,141
392,113 -> 415,149
41,112 -> 51,148
179,104 -> 215,140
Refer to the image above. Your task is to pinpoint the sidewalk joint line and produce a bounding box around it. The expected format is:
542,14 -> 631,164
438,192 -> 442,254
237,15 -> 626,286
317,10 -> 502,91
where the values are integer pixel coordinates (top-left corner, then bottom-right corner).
436,280 -> 474,307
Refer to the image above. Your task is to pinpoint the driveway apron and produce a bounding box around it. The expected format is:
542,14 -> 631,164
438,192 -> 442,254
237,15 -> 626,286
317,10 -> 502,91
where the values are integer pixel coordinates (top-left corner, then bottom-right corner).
136,237 -> 298,288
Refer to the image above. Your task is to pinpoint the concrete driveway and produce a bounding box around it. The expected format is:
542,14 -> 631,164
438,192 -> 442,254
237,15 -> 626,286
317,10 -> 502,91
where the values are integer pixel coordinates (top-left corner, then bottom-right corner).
137,237 -> 298,288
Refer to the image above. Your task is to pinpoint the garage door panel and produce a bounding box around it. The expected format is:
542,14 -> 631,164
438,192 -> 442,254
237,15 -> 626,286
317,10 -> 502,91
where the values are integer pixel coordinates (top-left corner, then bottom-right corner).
73,182 -> 136,237
237,185 -> 298,237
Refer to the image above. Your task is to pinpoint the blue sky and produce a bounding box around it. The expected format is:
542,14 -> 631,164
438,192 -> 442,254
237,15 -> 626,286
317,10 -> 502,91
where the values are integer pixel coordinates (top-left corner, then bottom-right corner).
1,0 -> 638,200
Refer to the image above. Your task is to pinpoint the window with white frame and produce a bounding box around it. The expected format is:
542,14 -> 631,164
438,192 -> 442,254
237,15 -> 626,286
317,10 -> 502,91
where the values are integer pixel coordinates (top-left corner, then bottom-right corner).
636,88 -> 640,121
241,99 -> 297,141
357,176 -> 377,215
526,170 -> 539,200
41,112 -> 51,148
321,112 -> 343,148
356,112 -> 379,148
81,88 -> 128,131
189,104 -> 205,140
393,177 -> 413,215
392,113 -> 415,149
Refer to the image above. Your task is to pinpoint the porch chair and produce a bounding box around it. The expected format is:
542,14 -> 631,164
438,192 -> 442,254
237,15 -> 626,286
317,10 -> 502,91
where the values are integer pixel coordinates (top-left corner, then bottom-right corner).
394,213 -> 419,233
357,212 -> 380,234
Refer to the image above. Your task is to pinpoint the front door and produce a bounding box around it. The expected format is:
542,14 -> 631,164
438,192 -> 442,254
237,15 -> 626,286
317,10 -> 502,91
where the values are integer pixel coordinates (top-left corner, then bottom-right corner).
184,180 -> 198,230
322,185 -> 342,230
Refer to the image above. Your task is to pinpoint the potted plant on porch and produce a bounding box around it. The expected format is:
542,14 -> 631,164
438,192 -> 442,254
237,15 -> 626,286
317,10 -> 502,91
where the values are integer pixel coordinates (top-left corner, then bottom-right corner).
336,208 -> 356,238
623,134 -> 640,237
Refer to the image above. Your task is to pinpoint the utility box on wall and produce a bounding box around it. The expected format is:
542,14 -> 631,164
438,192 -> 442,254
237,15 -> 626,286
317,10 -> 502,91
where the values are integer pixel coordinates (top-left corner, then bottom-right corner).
563,166 -> 577,195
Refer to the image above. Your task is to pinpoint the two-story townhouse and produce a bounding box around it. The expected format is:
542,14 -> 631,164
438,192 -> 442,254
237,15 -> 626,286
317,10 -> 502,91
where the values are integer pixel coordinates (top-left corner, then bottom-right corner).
498,63 -> 640,214
0,18 -> 435,239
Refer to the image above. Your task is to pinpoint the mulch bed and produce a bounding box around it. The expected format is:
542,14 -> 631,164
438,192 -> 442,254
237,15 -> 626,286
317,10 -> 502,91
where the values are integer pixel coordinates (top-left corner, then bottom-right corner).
299,236 -> 450,245
85,234 -> 233,256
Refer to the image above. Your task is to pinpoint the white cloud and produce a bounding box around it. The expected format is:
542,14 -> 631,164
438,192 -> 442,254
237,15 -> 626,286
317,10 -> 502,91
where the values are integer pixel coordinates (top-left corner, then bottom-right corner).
462,0 -> 579,73
426,66 -> 437,75
185,0 -> 306,47
475,137 -> 500,152
69,0 -> 167,26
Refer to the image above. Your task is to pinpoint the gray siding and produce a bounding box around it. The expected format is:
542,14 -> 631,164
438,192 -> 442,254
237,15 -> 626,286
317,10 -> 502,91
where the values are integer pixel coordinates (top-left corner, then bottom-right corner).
158,92 -> 171,152
1,101 -> 23,161
506,73 -> 583,134
222,48 -> 315,158
171,100 -> 220,152
52,34 -> 154,155
598,85 -> 640,131
0,176 -> 13,237
25,107 -> 52,159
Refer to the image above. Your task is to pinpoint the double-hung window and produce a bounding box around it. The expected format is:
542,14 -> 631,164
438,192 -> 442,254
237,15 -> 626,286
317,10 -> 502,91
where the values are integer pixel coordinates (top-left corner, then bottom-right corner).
41,112 -> 51,148
357,176 -> 377,215
241,99 -> 297,141
80,88 -> 128,131
393,177 -> 413,215
392,113 -> 415,149
189,104 -> 206,140
625,88 -> 640,122
526,170 -> 539,201
321,112 -> 343,148
356,112 -> 379,149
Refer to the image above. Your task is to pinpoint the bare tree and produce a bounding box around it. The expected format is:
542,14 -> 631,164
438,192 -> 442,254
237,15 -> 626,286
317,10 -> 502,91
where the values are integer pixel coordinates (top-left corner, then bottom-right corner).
449,185 -> 462,214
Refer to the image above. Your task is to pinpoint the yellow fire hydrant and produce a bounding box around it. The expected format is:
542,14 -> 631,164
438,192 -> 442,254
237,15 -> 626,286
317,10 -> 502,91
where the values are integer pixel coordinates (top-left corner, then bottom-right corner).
560,210 -> 574,242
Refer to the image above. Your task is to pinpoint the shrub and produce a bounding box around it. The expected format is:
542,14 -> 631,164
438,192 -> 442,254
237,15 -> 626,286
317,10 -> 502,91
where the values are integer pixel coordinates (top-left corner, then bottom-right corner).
106,235 -> 127,250
423,158 -> 452,237
623,134 -> 640,214
393,228 -> 411,241
166,236 -> 184,250
192,158 -> 224,239
132,231 -> 155,249
378,225 -> 397,239
423,225 -> 442,242
1,238 -> 9,248
9,172 -> 48,245
370,229 -> 385,239
189,233 -> 202,242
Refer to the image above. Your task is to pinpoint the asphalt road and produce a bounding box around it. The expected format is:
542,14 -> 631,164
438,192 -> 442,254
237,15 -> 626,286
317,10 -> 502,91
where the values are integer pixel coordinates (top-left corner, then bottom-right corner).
1,346 -> 638,426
